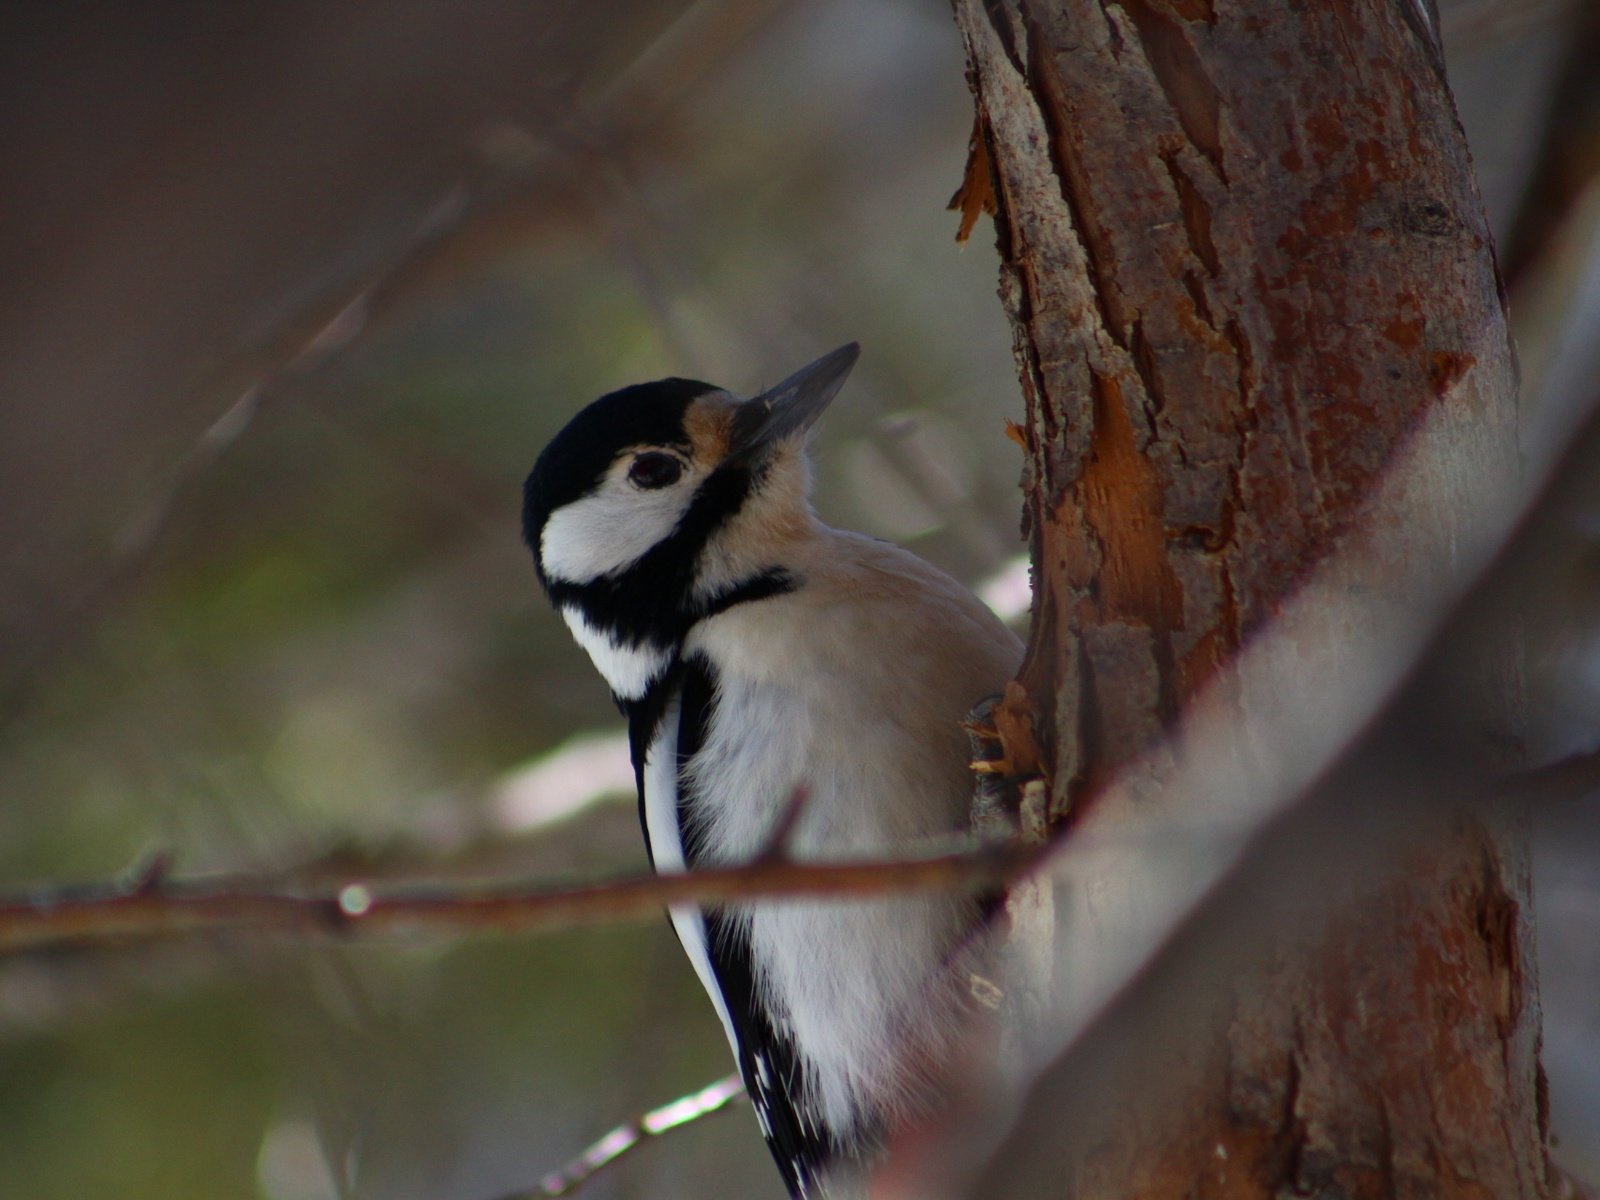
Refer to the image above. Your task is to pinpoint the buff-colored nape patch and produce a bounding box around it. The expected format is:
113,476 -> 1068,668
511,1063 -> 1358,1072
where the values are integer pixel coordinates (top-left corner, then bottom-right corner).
683,392 -> 740,465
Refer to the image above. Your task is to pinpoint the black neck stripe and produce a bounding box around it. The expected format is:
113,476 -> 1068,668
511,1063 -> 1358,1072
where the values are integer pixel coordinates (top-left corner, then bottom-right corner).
619,567 -> 798,766
701,567 -> 797,620
543,462 -> 754,647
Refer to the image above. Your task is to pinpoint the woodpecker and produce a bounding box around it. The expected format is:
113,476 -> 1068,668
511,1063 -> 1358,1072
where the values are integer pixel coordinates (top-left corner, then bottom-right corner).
522,344 -> 1022,1197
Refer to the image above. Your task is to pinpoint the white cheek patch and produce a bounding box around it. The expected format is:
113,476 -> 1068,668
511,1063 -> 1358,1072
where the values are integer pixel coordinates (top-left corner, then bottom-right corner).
561,606 -> 670,700
539,472 -> 693,585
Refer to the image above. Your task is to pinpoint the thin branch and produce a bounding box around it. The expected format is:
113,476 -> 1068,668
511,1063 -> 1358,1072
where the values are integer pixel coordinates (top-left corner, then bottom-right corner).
493,1074 -> 746,1200
8,745 -> 1584,961
0,843 -> 1045,956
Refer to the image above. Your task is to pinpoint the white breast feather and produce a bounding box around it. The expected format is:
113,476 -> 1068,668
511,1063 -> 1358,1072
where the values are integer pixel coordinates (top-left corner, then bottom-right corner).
682,527 -> 1023,1137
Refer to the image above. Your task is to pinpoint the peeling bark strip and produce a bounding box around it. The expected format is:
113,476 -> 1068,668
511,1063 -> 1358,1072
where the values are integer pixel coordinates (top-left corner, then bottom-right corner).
952,0 -> 1543,1197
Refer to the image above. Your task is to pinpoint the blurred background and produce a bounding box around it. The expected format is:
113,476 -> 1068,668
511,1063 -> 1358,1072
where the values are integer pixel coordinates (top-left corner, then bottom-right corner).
0,1 -> 1595,1197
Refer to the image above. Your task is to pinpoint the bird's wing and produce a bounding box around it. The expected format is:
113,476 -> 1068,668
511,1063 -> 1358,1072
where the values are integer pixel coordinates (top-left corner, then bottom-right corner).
702,909 -> 838,1198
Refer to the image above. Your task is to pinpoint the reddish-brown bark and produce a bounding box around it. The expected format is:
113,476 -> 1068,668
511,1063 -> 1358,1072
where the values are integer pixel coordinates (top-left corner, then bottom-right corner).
952,0 -> 1545,1195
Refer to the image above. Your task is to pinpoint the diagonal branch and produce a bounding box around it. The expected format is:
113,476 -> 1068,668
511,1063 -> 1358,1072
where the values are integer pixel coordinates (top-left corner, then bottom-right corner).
497,1074 -> 746,1200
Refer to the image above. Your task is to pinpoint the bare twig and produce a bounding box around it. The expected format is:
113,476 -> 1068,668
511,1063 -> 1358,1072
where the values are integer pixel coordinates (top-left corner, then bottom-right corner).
8,744 -> 1584,961
0,843 -> 1045,957
494,1074 -> 746,1200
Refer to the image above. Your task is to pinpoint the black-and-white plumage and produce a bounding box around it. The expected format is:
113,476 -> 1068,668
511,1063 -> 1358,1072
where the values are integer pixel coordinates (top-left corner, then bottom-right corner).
522,345 -> 1022,1196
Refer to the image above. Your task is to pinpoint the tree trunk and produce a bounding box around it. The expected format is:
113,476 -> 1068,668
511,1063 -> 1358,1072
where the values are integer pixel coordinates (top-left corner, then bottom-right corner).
951,1 -> 1547,1196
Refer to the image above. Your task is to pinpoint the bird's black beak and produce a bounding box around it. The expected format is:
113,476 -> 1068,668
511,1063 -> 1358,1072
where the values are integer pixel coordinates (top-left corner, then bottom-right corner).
727,343 -> 860,464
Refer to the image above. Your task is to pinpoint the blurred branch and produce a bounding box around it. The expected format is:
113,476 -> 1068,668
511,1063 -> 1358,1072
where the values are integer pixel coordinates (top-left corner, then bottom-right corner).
1442,0 -> 1579,57
1501,0 -> 1600,284
1491,748 -> 1600,806
496,1074 -> 746,1199
1551,1158 -> 1600,1200
887,316 -> 1600,1200
0,0 -> 786,730
0,842 -> 1042,956
0,189 -> 465,729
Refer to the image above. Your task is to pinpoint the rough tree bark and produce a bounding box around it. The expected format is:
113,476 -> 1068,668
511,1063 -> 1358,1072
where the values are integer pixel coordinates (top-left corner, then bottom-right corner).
951,1 -> 1547,1197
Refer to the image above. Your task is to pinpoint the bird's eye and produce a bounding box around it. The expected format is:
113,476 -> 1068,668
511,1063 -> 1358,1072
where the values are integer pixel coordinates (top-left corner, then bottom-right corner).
627,452 -> 684,490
